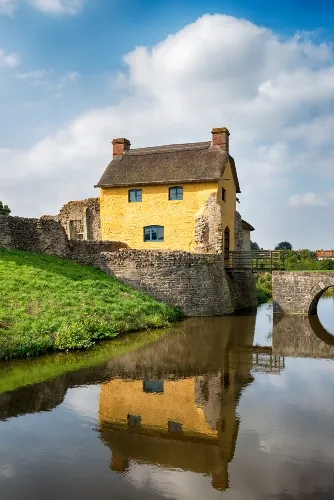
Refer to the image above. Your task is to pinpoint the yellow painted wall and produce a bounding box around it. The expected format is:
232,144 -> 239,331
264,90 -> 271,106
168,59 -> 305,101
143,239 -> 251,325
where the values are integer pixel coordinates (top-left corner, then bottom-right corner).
218,159 -> 237,251
99,378 -> 218,439
100,182 -> 218,252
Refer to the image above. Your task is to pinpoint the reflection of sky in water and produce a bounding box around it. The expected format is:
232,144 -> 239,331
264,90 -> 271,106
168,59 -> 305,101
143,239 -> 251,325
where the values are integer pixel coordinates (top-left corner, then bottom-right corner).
317,295 -> 334,334
253,303 -> 273,346
1,302 -> 334,499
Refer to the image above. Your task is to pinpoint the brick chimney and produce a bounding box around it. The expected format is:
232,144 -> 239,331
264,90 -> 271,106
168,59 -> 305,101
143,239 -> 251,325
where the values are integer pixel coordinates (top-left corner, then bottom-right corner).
211,127 -> 230,154
112,137 -> 131,157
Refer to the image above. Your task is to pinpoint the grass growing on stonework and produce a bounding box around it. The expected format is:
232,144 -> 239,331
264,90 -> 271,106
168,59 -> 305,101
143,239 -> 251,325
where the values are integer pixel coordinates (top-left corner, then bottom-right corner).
0,248 -> 183,360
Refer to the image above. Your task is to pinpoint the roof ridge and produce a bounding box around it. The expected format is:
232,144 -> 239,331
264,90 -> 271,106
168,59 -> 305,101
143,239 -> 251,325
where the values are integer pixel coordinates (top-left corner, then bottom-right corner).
127,141 -> 211,156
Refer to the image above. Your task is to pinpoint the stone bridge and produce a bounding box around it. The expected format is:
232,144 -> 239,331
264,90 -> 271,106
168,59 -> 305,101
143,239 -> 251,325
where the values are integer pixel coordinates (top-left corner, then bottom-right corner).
272,271 -> 334,315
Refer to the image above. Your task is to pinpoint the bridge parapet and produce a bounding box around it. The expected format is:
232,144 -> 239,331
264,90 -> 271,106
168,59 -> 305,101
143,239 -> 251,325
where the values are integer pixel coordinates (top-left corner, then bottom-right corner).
273,271 -> 334,315
224,250 -> 284,272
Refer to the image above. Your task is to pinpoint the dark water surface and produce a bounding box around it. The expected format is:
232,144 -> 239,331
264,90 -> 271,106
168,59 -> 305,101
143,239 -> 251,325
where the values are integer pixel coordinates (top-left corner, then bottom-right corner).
1,298 -> 334,499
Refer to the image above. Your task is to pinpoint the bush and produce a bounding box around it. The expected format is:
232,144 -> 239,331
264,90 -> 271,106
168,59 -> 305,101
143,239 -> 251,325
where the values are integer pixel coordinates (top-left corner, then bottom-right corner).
256,272 -> 272,304
54,322 -> 95,351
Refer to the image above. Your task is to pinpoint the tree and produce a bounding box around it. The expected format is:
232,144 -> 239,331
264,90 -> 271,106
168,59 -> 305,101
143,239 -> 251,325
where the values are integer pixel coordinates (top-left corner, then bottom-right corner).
275,241 -> 293,251
251,241 -> 260,250
0,201 -> 11,216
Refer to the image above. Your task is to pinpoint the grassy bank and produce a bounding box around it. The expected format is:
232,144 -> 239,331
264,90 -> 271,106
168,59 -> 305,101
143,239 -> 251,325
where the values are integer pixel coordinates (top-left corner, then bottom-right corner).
0,249 -> 182,360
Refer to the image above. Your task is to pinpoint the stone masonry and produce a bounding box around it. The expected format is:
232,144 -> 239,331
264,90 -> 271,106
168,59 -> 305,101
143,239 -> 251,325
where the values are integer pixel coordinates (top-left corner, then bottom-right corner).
0,216 -> 70,258
57,198 -> 101,241
194,193 -> 223,254
74,249 -> 257,316
272,271 -> 334,315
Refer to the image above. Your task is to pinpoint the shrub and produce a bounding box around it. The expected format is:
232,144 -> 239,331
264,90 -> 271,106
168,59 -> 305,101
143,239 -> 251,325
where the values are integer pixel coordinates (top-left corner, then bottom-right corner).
256,272 -> 272,304
54,323 -> 95,351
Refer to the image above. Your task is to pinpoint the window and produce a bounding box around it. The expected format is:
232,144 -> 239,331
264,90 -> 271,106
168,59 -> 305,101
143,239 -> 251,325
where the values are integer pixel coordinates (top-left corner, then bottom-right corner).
168,420 -> 183,433
127,414 -> 141,426
144,225 -> 164,242
222,187 -> 226,201
128,189 -> 142,202
143,380 -> 164,393
169,186 -> 183,200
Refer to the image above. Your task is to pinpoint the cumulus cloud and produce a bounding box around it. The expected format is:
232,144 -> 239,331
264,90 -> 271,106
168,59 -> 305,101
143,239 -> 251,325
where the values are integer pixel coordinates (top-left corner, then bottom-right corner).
28,0 -> 86,16
0,0 -> 17,15
288,192 -> 328,207
0,0 -> 86,16
0,48 -> 20,68
15,68 -> 79,90
1,14 -> 334,247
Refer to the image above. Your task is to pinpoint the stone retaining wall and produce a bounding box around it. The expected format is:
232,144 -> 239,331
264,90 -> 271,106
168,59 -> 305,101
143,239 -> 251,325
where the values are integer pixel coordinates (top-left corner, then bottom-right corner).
75,249 -> 257,316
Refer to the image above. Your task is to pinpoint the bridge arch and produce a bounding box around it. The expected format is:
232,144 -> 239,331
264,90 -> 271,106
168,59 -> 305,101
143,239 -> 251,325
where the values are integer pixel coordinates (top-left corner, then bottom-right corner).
308,285 -> 334,315
272,271 -> 334,316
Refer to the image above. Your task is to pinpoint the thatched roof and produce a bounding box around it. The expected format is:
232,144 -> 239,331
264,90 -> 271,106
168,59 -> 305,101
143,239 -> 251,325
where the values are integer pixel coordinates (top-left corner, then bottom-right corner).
95,141 -> 241,193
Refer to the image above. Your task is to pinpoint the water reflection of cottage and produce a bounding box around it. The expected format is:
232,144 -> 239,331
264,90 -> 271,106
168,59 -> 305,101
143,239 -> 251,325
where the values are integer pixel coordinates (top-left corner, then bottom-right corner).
98,316 -> 256,492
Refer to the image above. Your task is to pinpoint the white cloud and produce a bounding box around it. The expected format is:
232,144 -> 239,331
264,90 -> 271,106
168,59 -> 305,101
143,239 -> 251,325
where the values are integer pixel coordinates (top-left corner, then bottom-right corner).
0,0 -> 16,15
288,192 -> 328,207
0,0 -> 86,16
1,14 -> 334,247
15,68 -> 79,90
27,0 -> 86,15
0,48 -> 20,68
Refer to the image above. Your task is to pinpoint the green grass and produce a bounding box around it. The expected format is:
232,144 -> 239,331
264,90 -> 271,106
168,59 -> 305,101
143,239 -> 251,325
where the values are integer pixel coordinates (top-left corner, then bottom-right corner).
0,248 -> 183,360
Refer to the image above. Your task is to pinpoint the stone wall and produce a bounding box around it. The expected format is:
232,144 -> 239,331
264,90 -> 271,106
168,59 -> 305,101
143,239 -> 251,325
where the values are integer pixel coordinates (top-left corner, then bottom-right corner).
73,249 -> 257,316
273,271 -> 334,315
57,198 -> 101,241
194,193 -> 223,254
69,240 -> 128,265
0,216 -> 69,258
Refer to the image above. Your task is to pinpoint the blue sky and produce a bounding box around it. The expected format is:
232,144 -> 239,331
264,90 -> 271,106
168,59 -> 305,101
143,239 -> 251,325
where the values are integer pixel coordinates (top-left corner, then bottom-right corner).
1,0 -> 334,248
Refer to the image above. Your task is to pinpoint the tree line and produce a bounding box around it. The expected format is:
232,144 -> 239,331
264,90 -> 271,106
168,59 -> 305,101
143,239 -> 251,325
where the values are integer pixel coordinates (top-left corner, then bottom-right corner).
251,240 -> 334,270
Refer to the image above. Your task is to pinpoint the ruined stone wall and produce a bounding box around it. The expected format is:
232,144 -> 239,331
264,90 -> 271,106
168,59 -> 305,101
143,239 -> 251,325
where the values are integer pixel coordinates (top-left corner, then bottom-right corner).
74,249 -> 257,316
58,198 -> 101,241
0,216 -> 69,258
194,193 -> 223,254
234,212 -> 243,251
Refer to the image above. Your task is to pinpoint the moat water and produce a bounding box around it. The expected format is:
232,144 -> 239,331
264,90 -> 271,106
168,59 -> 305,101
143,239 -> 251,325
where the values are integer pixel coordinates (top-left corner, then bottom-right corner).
1,297 -> 334,499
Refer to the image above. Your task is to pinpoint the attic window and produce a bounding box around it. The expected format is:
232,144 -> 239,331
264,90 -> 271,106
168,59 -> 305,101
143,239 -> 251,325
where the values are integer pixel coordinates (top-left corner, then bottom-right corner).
169,186 -> 183,200
222,188 -> 226,202
128,189 -> 142,202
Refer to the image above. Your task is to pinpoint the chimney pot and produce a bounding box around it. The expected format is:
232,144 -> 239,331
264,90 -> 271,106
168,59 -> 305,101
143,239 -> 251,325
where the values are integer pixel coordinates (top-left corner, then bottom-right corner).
211,127 -> 230,153
112,137 -> 131,157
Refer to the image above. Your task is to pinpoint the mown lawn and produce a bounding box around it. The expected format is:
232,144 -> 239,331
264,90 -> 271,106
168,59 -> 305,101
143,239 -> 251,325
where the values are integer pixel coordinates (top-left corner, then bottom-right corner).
0,248 -> 182,360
